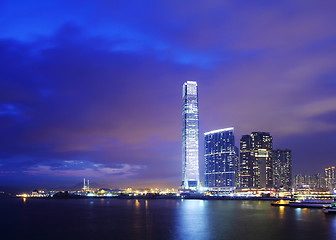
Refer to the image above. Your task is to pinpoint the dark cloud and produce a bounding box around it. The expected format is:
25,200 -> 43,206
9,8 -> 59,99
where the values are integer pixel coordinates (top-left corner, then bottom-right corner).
0,0 -> 336,189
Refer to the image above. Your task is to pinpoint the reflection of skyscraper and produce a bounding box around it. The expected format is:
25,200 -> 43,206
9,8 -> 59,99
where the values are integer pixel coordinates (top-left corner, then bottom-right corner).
182,81 -> 199,189
204,128 -> 238,192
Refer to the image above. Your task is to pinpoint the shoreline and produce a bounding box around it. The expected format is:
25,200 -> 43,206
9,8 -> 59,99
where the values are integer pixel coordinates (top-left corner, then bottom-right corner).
11,195 -> 293,201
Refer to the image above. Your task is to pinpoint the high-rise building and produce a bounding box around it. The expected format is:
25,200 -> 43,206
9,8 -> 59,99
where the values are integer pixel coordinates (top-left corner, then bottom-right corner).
251,132 -> 273,189
294,174 -> 326,191
316,173 -> 327,191
239,135 -> 253,189
182,81 -> 199,189
204,128 -> 238,192
325,166 -> 336,190
233,146 -> 240,188
239,132 -> 273,189
272,149 -> 292,191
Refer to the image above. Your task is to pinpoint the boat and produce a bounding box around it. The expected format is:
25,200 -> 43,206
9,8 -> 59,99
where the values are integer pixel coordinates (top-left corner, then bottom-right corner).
289,199 -> 333,208
324,201 -> 336,214
271,199 -> 290,206
288,194 -> 335,208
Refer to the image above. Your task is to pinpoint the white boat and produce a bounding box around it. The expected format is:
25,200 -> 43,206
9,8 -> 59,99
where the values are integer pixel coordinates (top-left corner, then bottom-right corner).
289,199 -> 333,208
324,201 -> 336,213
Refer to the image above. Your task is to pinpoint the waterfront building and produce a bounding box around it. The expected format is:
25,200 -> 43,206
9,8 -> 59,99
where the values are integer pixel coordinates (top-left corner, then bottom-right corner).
272,149 -> 292,191
239,135 -> 253,189
234,146 -> 240,188
239,132 -> 273,189
182,81 -> 199,189
204,128 -> 238,192
294,173 -> 326,191
325,166 -> 336,190
316,173 -> 327,190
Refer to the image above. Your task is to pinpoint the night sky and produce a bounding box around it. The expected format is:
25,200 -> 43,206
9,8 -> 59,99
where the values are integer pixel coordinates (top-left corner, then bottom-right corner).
1,0 -> 336,190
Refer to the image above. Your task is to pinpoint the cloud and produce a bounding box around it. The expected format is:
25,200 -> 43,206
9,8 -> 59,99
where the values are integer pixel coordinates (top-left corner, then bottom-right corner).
299,98 -> 336,118
23,163 -> 145,178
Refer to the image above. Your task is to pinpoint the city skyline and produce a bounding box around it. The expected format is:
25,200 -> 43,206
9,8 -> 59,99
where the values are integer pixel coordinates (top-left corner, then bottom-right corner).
0,1 -> 336,189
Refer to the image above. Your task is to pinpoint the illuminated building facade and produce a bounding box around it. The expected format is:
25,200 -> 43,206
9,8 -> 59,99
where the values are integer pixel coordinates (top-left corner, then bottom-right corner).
182,81 -> 199,189
234,146 -> 240,188
251,132 -> 273,189
272,149 -> 292,191
204,128 -> 238,192
325,166 -> 336,190
294,173 -> 326,191
239,135 -> 253,188
239,132 -> 273,189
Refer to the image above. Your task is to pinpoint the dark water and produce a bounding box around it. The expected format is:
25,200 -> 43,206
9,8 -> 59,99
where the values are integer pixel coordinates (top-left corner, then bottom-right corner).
1,198 -> 336,240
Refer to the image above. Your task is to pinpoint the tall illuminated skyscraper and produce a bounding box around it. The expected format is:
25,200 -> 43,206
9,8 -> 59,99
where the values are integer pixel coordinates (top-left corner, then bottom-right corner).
239,132 -> 273,189
182,81 -> 199,189
272,149 -> 292,191
239,135 -> 253,188
325,166 -> 336,190
251,132 -> 273,189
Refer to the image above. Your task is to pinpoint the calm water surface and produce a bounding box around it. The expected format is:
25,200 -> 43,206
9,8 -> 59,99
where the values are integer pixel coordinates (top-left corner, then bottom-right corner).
1,198 -> 336,240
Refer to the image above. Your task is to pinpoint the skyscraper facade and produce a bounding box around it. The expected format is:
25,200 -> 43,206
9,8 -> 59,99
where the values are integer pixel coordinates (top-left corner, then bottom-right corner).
204,128 -> 238,192
239,132 -> 273,189
294,174 -> 326,191
233,146 -> 240,188
325,166 -> 336,190
239,135 -> 253,189
251,132 -> 273,189
272,149 -> 292,191
182,81 -> 199,189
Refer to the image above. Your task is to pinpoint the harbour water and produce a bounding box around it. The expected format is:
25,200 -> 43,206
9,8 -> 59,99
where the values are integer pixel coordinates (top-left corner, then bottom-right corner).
1,198 -> 336,240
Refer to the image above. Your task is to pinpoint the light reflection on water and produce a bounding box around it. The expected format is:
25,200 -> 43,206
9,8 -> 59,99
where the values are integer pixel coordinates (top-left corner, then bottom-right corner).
2,199 -> 336,240
241,200 -> 258,209
176,200 -> 208,240
135,199 -> 140,208
279,206 -> 285,219
332,217 -> 336,238
295,208 -> 302,221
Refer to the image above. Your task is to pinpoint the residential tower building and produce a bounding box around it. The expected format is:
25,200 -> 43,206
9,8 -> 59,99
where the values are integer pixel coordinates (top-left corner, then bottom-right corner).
239,132 -> 273,189
272,149 -> 292,191
325,166 -> 336,190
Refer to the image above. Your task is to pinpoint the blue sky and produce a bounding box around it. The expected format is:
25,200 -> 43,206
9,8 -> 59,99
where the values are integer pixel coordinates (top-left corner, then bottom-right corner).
0,0 -> 336,190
